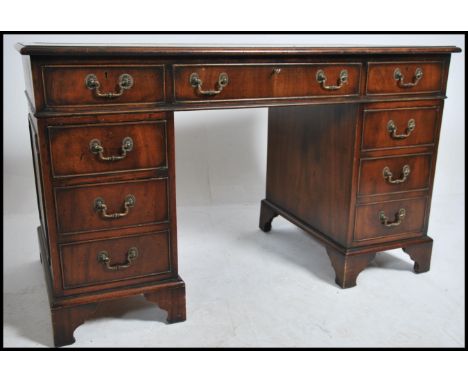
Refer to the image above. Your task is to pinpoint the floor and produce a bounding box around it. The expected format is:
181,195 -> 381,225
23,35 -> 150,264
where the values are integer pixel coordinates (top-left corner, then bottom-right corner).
3,194 -> 465,347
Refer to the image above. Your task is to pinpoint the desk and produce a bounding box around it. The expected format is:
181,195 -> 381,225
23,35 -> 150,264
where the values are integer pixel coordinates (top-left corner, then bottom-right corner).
17,44 -> 461,346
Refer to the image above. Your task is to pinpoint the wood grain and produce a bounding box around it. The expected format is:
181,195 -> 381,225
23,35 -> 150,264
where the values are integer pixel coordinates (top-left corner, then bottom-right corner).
174,63 -> 361,102
49,120 -> 167,178
54,177 -> 169,235
266,104 -> 358,246
42,64 -> 165,107
362,106 -> 439,150
366,61 -> 444,95
60,230 -> 172,290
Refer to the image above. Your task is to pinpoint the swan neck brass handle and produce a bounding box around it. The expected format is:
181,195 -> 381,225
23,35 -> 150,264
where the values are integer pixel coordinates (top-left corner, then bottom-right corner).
98,247 -> 139,270
393,67 -> 423,88
190,72 -> 229,95
316,69 -> 348,90
94,194 -> 136,219
387,119 -> 416,139
85,73 -> 134,98
89,137 -> 133,161
383,164 -> 411,184
379,208 -> 406,227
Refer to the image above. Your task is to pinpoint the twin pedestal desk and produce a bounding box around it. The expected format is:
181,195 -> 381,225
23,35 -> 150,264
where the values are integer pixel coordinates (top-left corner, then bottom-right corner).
17,44 -> 461,346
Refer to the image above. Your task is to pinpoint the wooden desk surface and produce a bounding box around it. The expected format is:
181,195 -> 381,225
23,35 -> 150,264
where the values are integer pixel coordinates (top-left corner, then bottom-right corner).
16,43 -> 461,56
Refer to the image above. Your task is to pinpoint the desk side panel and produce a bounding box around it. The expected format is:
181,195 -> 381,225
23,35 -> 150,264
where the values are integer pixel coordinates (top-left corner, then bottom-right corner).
266,104 -> 358,246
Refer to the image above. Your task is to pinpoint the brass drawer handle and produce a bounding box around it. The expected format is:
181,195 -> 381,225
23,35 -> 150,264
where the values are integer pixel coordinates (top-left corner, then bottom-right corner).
85,73 -> 134,98
383,164 -> 411,184
190,72 -> 229,95
387,119 -> 415,139
94,194 -> 136,219
379,208 -> 406,227
89,137 -> 133,161
393,67 -> 423,88
98,247 -> 139,270
316,69 -> 348,90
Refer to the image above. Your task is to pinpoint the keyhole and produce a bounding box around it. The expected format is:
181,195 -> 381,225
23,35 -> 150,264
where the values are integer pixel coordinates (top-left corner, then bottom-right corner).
104,71 -> 108,79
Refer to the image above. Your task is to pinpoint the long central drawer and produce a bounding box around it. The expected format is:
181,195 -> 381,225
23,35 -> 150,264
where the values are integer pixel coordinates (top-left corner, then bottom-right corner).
173,63 -> 362,102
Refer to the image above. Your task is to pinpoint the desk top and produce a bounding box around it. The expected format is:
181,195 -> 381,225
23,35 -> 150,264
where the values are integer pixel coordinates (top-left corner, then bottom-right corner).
16,43 -> 462,56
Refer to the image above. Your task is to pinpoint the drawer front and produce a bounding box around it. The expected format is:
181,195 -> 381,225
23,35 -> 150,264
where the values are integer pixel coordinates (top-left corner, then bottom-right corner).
49,121 -> 167,178
59,231 -> 171,289
362,107 -> 439,150
42,64 -> 165,107
55,178 -> 168,235
358,154 -> 432,196
354,197 -> 427,242
174,63 -> 361,102
366,61 -> 443,95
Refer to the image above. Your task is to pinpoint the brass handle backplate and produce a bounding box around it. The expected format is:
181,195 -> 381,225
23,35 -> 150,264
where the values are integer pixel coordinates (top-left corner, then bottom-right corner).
393,67 -> 423,88
94,194 -> 136,219
190,72 -> 229,95
316,69 -> 348,90
383,164 -> 411,184
379,208 -> 406,227
85,73 -> 134,98
387,119 -> 416,139
98,247 -> 139,270
89,136 -> 133,161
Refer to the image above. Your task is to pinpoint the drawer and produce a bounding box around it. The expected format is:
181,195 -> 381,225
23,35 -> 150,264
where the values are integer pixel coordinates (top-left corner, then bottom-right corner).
42,64 -> 165,107
55,178 -> 168,235
358,154 -> 432,196
49,120 -> 167,178
59,231 -> 172,289
354,197 -> 428,242
362,107 -> 439,150
173,63 -> 361,102
366,61 -> 443,95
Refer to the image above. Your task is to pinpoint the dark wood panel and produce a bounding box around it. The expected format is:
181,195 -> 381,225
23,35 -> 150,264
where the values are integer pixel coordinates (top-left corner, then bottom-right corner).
60,231 -> 171,290
354,197 -> 428,242
35,116 -> 65,292
358,153 -> 432,196
42,64 -> 165,107
28,117 -> 50,264
174,63 -> 361,102
367,61 -> 444,95
362,106 -> 439,150
49,120 -> 167,178
266,104 -> 358,246
54,177 -> 169,235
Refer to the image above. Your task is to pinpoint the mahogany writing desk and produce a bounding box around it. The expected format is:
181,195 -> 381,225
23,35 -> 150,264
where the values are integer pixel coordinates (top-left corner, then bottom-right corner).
17,43 -> 461,347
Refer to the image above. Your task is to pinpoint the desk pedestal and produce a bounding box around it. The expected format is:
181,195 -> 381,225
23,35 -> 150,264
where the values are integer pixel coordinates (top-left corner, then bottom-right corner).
261,104 -> 434,288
